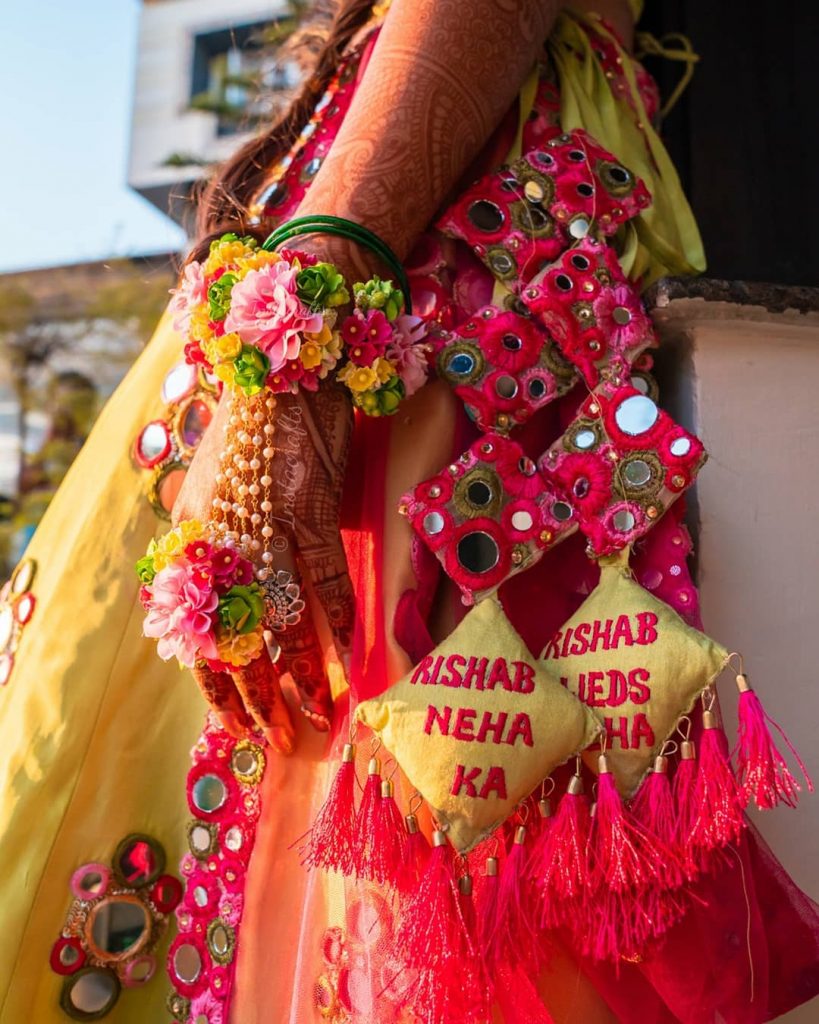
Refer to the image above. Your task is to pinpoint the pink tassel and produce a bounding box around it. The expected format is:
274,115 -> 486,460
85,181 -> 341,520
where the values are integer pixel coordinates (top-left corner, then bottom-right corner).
486,826 -> 540,971
672,739 -> 701,881
690,709 -> 745,862
586,755 -> 679,962
394,830 -> 485,1024
476,856 -> 500,961
353,756 -> 382,880
534,772 -> 592,930
399,812 -> 432,891
525,794 -> 553,884
369,777 -> 406,886
733,674 -> 812,810
630,754 -> 686,890
299,742 -> 358,875
458,872 -> 477,934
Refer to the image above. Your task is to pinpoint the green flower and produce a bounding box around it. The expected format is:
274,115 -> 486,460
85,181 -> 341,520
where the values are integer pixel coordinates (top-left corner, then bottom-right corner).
376,375 -> 405,415
354,375 -> 405,417
207,272 -> 236,321
233,345 -> 270,396
296,263 -> 350,308
210,232 -> 257,250
135,552 -> 156,584
218,583 -> 265,634
353,277 -> 405,321
353,390 -> 381,416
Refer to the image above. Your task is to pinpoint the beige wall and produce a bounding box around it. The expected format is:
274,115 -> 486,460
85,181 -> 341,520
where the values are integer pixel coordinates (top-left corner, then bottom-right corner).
129,0 -> 284,195
654,295 -> 819,1023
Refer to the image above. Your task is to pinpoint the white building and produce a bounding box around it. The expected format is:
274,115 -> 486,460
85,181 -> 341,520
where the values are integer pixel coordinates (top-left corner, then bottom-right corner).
128,0 -> 293,227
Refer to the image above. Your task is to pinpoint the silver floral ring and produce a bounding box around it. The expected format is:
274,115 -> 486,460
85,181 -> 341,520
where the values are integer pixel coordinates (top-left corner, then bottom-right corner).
259,568 -> 306,633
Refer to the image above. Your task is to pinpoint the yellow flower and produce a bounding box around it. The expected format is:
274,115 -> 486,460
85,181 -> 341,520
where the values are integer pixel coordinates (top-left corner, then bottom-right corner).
300,341 -> 323,370
213,362 -> 237,387
190,305 -> 214,343
204,238 -> 257,276
338,363 -> 379,394
305,324 -> 344,378
201,339 -> 220,366
213,332 -> 242,362
234,250 -> 280,278
324,331 -> 344,363
152,519 -> 205,570
374,357 -> 394,384
305,322 -> 333,347
215,627 -> 264,667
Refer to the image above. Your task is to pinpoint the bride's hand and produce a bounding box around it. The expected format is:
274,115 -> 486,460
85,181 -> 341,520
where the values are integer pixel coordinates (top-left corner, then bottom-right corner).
172,379 -> 354,753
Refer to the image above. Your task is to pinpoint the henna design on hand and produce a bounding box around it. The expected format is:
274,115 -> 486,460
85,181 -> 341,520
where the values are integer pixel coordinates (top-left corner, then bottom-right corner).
191,663 -> 252,736
295,0 -> 561,259
232,649 -> 295,755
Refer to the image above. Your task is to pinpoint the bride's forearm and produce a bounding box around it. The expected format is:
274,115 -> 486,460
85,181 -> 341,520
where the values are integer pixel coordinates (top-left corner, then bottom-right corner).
293,0 -> 561,262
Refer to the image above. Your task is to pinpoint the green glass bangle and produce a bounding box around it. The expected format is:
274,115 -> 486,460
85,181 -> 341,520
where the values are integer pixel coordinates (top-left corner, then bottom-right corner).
263,214 -> 401,275
262,215 -> 412,315
263,215 -> 407,294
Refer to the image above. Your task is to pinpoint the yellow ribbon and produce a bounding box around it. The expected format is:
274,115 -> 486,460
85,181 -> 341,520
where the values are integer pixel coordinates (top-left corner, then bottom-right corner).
635,31 -> 700,123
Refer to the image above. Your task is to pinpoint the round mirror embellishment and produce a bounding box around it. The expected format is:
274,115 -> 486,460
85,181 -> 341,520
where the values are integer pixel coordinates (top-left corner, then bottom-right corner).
133,363 -> 219,520
50,834 -> 181,1019
0,558 -> 38,688
168,718 -> 267,1018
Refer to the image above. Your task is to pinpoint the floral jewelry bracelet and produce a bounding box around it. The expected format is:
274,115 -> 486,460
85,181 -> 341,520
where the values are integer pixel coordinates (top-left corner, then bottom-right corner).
170,232 -> 429,416
137,520 -> 305,671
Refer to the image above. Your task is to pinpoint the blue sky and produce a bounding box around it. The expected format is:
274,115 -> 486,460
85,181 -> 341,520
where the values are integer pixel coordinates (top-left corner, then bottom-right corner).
1,1 -> 186,273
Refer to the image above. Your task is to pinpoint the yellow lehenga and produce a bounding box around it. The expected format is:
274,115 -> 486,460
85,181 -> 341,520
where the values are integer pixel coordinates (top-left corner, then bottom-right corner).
0,314 -> 204,1022
0,6 -> 708,1023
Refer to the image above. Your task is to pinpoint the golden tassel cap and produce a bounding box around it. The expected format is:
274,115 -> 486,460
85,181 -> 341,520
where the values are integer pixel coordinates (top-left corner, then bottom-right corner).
653,755 -> 669,773
680,739 -> 696,760
486,856 -> 499,877
514,825 -> 527,845
597,753 -> 612,775
736,672 -> 751,693
458,874 -> 473,896
405,813 -> 419,835
367,756 -> 381,776
703,709 -> 718,730
380,778 -> 394,799
567,774 -> 585,796
341,743 -> 356,763
432,829 -> 448,848
538,797 -> 552,819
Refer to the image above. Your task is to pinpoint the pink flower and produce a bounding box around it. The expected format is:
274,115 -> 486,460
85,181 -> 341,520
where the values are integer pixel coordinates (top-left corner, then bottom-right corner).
593,284 -> 652,355
208,546 -> 241,582
143,562 -> 219,666
342,309 -> 393,368
496,443 -> 544,499
187,542 -> 253,587
480,311 -> 542,373
385,314 -> 428,397
169,261 -> 207,334
225,261 -> 323,372
190,991 -> 224,1024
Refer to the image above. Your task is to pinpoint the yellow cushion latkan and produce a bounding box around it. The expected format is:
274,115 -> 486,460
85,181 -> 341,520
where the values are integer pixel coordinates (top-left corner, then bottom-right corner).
356,598 -> 601,852
543,551 -> 729,797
